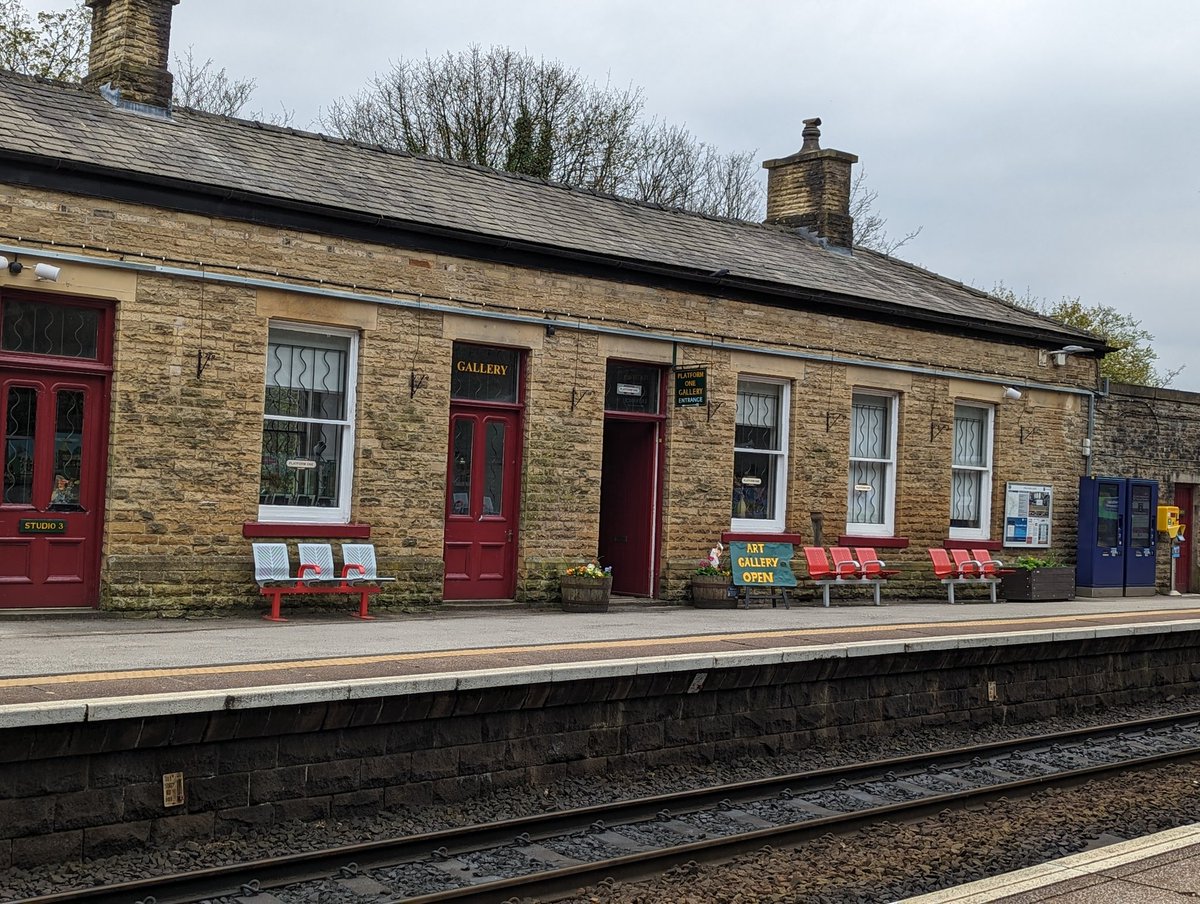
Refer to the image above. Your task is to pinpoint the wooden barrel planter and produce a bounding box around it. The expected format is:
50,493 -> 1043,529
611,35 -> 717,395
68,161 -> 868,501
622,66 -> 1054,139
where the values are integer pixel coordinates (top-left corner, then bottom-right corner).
691,575 -> 736,608
559,575 -> 612,612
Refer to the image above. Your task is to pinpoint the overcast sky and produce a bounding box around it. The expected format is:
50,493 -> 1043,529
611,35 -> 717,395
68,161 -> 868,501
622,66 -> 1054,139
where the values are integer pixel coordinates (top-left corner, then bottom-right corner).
28,0 -> 1200,388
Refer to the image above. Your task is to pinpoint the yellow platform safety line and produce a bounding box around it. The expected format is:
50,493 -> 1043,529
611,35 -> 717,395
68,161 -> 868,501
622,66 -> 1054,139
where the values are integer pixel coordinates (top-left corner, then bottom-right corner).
1,609 -> 1197,690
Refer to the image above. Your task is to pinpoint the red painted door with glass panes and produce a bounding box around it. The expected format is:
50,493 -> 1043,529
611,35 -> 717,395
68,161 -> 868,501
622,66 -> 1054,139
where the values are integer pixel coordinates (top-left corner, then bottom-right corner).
1,294 -> 111,608
443,407 -> 521,599
442,343 -> 523,600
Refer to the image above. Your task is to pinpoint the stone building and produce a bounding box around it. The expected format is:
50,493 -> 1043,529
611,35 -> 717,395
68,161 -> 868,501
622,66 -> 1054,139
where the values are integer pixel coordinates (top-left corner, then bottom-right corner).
0,0 -> 1105,614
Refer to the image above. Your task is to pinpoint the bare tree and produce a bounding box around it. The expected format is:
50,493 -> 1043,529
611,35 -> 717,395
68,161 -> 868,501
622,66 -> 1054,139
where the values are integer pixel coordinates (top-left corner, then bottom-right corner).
171,46 -> 255,116
851,167 -> 922,254
323,45 -> 764,220
1,1 -> 285,120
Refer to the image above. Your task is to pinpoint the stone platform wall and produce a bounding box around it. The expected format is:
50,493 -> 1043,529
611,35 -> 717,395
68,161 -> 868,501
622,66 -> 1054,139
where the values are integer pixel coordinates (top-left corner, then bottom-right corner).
2,631 -> 1196,868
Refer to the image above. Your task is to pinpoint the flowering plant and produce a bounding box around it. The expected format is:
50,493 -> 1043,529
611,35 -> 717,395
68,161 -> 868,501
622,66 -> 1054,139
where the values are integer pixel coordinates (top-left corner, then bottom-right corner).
564,560 -> 612,580
694,543 -> 731,577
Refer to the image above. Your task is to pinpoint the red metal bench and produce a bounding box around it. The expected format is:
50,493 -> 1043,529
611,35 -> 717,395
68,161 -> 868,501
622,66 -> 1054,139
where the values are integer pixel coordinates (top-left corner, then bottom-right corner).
804,547 -> 885,607
929,547 -> 999,604
253,542 -> 380,622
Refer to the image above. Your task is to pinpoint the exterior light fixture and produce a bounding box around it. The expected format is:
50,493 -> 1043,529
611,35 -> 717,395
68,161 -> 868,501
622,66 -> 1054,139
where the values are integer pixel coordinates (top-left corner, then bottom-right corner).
1003,386 -> 1023,401
34,263 -> 60,282
1048,345 -> 1093,366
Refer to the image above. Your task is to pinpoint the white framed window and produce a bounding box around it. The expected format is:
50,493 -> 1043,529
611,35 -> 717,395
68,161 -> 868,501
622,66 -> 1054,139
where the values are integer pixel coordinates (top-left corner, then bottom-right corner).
950,403 -> 994,539
847,391 -> 897,536
257,323 -> 359,524
731,377 -> 790,533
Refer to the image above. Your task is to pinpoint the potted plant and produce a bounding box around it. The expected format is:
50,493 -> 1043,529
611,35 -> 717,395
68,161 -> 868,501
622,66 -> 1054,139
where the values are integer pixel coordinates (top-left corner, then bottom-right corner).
560,560 -> 613,612
999,555 -> 1076,602
691,543 -> 736,608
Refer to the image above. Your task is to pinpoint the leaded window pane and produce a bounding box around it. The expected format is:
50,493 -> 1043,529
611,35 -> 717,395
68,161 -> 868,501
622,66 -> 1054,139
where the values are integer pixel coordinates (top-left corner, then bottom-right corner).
3,386 -> 36,504
450,419 -> 473,515
264,330 -> 347,421
259,422 -> 344,507
735,381 -> 780,451
951,470 -> 982,528
850,461 -> 886,524
483,421 -> 505,516
51,389 -> 84,510
2,300 -> 99,359
953,407 -> 986,467
851,397 -> 888,459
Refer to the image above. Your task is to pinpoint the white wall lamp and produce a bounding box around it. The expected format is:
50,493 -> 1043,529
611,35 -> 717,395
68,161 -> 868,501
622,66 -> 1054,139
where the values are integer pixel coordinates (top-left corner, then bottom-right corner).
1043,344 -> 1094,367
1002,386 -> 1023,401
0,255 -> 61,282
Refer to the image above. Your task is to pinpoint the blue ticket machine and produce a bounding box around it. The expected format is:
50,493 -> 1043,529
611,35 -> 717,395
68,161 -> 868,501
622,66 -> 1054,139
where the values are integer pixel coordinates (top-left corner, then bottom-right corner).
1076,476 -> 1158,597
1124,478 -> 1159,595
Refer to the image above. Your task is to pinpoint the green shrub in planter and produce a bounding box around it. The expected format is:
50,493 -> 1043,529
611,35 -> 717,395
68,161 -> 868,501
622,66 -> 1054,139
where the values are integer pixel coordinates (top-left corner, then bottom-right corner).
1000,555 -> 1075,601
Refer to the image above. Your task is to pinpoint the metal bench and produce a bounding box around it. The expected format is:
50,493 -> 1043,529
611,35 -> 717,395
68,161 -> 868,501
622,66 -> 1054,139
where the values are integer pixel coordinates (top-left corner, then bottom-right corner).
252,542 -> 381,622
804,546 -> 885,607
928,547 -> 1000,604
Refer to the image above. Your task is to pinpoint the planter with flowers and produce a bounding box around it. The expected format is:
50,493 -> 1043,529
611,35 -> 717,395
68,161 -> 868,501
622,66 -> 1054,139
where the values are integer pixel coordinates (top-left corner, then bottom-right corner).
559,560 -> 613,612
691,543 -> 736,608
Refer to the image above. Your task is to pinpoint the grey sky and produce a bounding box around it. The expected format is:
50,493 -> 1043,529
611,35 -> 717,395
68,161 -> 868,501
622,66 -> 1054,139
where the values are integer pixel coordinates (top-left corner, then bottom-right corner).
28,0 -> 1200,388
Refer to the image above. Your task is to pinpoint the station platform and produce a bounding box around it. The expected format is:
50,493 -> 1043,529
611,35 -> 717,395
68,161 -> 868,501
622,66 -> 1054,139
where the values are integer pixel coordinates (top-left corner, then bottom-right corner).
902,822 -> 1200,902
3,594 -> 1200,725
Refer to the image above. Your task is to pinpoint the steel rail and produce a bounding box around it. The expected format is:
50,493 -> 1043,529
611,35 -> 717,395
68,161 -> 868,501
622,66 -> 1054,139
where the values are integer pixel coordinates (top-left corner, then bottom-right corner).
14,709 -> 1200,904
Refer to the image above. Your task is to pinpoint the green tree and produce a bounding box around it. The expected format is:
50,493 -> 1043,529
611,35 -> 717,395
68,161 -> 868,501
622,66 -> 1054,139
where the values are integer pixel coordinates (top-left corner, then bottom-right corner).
994,283 -> 1182,387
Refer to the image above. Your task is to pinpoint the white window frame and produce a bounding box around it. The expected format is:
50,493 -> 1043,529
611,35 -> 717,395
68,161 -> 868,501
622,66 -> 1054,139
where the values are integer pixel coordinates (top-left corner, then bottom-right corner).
257,321 -> 359,524
846,391 -> 898,537
949,402 -> 994,540
731,376 -> 790,534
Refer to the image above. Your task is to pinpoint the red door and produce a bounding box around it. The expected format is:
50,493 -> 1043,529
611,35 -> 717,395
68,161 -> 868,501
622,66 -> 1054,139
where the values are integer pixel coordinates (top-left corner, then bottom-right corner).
1,371 -> 108,607
598,418 -> 661,596
442,406 -> 521,599
1175,484 -> 1193,593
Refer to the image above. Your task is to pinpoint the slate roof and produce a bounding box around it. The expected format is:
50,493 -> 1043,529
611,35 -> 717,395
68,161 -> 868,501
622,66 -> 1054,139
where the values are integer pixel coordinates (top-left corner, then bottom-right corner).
0,71 -> 1095,347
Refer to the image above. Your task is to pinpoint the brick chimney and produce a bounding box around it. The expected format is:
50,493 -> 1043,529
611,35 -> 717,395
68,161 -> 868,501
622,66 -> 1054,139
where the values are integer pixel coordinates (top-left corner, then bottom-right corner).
82,0 -> 180,109
762,118 -> 858,248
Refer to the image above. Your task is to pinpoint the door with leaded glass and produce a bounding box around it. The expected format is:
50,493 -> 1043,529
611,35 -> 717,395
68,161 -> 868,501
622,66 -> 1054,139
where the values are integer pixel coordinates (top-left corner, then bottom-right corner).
0,295 -> 112,608
442,343 -> 523,601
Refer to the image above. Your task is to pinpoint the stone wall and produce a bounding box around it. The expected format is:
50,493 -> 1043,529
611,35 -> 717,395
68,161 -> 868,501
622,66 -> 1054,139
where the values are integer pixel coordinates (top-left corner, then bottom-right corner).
0,183 -> 1095,612
1092,382 -> 1200,591
2,631 -> 1197,868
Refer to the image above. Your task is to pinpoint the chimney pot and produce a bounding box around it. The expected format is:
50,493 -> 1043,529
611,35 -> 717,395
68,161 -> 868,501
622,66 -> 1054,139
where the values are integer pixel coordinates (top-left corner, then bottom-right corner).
762,118 -> 858,249
83,0 -> 181,110
801,117 -> 822,152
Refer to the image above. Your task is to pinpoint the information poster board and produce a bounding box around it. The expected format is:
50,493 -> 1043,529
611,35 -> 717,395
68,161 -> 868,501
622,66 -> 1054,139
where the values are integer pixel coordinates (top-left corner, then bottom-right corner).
728,541 -> 797,587
1004,482 -> 1053,548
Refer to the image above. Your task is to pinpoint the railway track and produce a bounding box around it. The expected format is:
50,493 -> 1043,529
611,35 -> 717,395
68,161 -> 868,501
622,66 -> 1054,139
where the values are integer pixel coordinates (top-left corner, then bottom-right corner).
17,710 -> 1200,904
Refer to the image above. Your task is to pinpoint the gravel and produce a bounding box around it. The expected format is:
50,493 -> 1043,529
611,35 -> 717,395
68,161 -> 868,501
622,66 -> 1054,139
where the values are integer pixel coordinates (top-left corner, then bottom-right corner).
2,694 -> 1199,902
